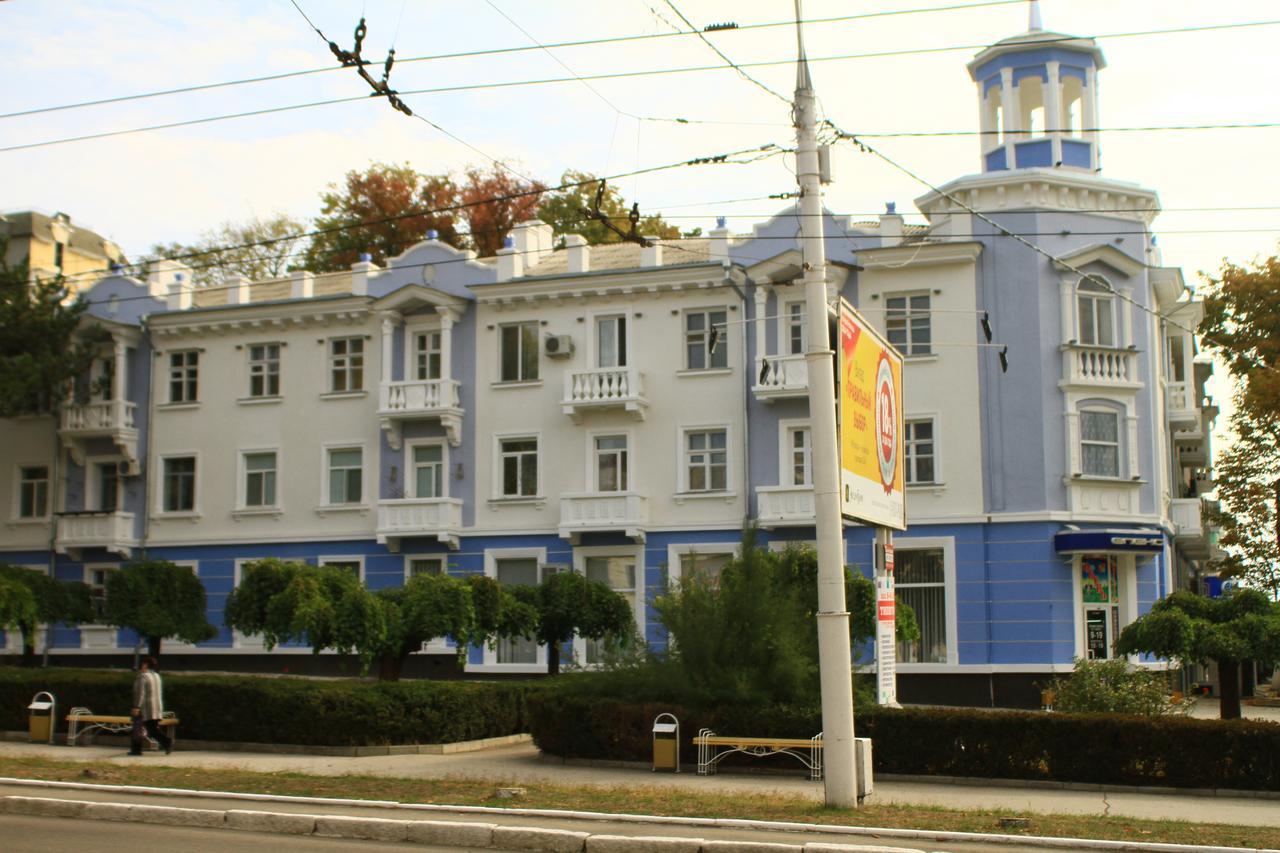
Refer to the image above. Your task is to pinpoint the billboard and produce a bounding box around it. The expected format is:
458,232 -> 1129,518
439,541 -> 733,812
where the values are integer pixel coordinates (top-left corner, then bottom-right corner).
838,299 -> 906,530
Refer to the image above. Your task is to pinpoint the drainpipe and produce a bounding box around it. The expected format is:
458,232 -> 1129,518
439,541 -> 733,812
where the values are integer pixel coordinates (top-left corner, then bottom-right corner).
725,264 -> 752,530
44,415 -> 60,669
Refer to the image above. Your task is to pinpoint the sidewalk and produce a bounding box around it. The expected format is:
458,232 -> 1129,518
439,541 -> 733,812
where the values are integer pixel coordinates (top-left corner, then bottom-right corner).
1,736 -> 1277,829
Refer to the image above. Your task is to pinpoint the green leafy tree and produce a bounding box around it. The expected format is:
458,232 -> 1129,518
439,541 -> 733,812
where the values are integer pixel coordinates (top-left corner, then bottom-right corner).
371,572 -> 476,681
148,213 -> 306,287
1116,588 -> 1280,719
535,170 -> 681,245
103,559 -> 218,658
0,563 -> 93,666
1199,251 -> 1280,593
515,571 -> 635,676
0,242 -> 107,417
0,576 -> 38,652
302,162 -> 462,271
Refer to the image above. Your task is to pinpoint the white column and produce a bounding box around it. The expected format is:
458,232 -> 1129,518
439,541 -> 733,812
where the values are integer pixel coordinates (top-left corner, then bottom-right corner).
1085,67 -> 1100,170
1059,279 -> 1074,342
112,338 -> 127,403
753,287 -> 769,381
1066,410 -> 1082,476
1045,61 -> 1063,165
1000,67 -> 1017,168
1120,291 -> 1133,349
380,316 -> 395,384
437,308 -> 455,385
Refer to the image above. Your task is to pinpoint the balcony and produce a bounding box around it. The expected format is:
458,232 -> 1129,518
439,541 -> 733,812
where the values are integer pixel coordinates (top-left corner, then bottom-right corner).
753,354 -> 809,402
1171,497 -> 1218,560
55,510 -> 138,558
378,379 -> 463,448
1060,344 -> 1141,391
559,491 -> 648,542
376,498 -> 463,550
59,400 -> 138,467
1165,381 -> 1199,428
756,485 -> 815,527
562,368 -> 647,422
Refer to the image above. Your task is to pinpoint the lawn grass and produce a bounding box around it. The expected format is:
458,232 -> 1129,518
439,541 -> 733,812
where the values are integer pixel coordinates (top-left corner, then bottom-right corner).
0,755 -> 1274,850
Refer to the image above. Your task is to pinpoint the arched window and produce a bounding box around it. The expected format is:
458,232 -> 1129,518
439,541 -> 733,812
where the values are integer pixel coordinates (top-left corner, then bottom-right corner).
1076,277 -> 1116,347
1079,405 -> 1121,478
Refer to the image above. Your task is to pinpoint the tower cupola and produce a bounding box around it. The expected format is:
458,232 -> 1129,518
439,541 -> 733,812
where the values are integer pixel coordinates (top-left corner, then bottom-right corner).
968,0 -> 1105,173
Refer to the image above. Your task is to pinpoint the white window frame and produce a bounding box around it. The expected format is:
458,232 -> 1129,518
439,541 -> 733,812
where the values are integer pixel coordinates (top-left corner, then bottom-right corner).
15,462 -> 51,521
246,342 -> 282,399
904,416 -> 940,486
404,554 -> 446,582
1076,277 -> 1117,348
778,420 -> 812,487
677,424 -> 732,496
665,542 -> 740,588
82,564 -> 118,646
85,454 -> 123,513
327,336 -> 366,394
318,555 -> 365,584
237,447 -> 280,512
406,440 -> 448,500
783,299 -> 807,356
1070,553 -> 1139,662
884,292 -> 932,357
682,307 -> 730,371
588,430 -> 632,493
156,452 -> 199,516
409,327 -> 444,382
591,312 -> 629,369
890,536 -> 958,670
497,321 -> 540,383
494,432 -> 541,500
1079,407 -> 1122,479
320,442 -> 367,510
473,546 -> 548,673
572,545 -> 644,667
167,350 -> 199,404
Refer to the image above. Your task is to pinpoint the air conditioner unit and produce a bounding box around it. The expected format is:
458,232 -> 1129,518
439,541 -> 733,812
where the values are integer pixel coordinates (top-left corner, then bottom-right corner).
544,334 -> 574,358
117,459 -> 141,477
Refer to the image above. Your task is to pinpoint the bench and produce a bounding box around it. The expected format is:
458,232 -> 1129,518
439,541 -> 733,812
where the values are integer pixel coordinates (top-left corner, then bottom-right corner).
65,707 -> 179,748
693,729 -> 823,781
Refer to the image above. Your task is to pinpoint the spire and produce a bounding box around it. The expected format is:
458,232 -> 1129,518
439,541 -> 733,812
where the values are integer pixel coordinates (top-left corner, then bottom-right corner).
794,0 -> 812,92
1028,0 -> 1043,32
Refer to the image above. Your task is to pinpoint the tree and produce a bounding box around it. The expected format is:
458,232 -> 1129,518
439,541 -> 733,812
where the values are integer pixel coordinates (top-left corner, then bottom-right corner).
1199,251 -> 1280,592
514,571 -> 635,676
535,170 -> 681,246
301,162 -> 462,271
0,242 -> 106,417
0,575 -> 37,654
103,559 -> 218,658
0,563 -> 93,666
148,213 -> 306,287
370,572 -> 476,681
457,166 -> 546,257
1116,588 -> 1280,719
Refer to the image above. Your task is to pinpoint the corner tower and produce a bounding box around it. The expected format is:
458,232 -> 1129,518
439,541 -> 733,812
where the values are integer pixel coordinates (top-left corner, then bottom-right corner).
968,0 -> 1105,173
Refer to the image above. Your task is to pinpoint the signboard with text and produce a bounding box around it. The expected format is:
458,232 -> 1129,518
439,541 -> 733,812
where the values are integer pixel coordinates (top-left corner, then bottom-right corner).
838,299 -> 906,530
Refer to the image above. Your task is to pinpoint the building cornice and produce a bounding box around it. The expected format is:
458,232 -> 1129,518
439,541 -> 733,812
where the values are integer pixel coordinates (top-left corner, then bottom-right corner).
858,241 -> 983,270
915,169 -> 1161,226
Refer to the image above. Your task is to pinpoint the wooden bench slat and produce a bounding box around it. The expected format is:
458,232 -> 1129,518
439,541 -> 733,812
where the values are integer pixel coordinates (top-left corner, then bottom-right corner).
694,736 -> 819,748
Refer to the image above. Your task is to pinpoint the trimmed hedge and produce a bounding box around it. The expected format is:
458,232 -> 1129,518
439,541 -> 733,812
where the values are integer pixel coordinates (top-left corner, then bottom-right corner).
526,690 -> 1280,792
0,667 -> 534,746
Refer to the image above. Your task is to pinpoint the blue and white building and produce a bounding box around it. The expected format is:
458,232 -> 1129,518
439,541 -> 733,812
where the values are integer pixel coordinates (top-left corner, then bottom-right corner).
0,12 -> 1220,704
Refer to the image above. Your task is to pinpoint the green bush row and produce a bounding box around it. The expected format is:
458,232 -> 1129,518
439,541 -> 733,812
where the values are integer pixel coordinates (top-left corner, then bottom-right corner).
0,667 -> 534,746
525,684 -> 1280,791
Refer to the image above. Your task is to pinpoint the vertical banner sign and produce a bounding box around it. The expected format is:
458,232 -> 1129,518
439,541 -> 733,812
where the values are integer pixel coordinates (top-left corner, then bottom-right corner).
875,542 -> 897,706
838,299 -> 906,530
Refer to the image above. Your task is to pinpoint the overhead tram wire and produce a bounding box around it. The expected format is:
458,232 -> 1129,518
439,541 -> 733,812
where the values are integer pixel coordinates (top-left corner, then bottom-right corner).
7,18 -> 1280,153
0,0 -> 1027,122
659,0 -> 792,107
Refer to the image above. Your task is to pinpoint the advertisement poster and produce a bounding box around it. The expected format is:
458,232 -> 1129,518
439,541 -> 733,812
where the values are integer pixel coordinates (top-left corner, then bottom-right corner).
838,299 -> 906,530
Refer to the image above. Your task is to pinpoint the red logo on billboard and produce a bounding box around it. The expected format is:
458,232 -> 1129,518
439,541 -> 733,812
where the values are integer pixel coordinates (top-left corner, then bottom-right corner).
877,599 -> 895,622
874,353 -> 897,493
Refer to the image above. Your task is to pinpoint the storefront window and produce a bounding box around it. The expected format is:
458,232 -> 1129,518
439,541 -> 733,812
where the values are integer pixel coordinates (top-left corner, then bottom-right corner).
1081,554 -> 1120,660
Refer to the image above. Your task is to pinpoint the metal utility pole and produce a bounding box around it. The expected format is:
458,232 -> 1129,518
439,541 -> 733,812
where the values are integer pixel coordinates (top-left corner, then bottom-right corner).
794,1 -> 858,808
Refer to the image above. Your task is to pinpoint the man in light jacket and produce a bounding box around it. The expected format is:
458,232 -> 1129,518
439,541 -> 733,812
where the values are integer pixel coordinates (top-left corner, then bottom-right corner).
130,656 -> 173,755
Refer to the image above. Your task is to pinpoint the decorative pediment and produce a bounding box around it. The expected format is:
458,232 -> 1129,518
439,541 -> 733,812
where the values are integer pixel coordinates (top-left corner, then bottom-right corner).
1053,244 -> 1144,279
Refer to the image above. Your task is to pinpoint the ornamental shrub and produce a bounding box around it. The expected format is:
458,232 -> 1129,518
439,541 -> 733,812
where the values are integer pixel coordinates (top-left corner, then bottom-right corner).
1045,658 -> 1189,716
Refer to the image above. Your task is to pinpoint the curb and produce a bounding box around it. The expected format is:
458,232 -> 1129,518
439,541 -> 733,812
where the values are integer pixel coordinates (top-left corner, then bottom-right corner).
0,781 -> 1274,853
2,729 -> 532,756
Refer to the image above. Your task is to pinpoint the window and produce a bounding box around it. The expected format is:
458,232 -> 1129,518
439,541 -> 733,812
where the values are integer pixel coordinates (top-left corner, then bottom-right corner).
18,466 -> 49,518
414,331 -> 442,381
786,302 -> 806,355
904,420 -> 936,485
895,548 -> 946,664
95,462 -> 120,512
499,437 -> 538,497
680,551 -> 731,587
407,556 -> 444,579
786,426 -> 811,486
86,566 -> 112,621
499,322 -> 539,382
495,557 -> 541,663
886,294 -> 931,356
328,337 -> 364,392
1080,410 -> 1120,477
595,435 -> 628,492
584,556 -> 636,664
54,242 -> 65,270
596,315 -> 626,368
1077,279 -> 1116,347
248,343 -> 281,397
162,456 -> 196,512
685,309 -> 728,370
327,448 -> 363,504
243,452 -> 277,508
1081,555 -> 1121,660
685,429 -> 727,492
168,351 -> 198,403
320,558 -> 362,580
411,444 -> 445,499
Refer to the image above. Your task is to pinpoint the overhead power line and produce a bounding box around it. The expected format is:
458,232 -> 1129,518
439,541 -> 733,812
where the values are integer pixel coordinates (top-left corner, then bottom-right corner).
6,19 -> 1280,154
659,0 -> 792,106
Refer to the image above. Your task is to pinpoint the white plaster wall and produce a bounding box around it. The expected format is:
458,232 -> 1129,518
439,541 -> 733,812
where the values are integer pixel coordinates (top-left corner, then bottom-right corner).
859,251 -> 985,522
0,416 -> 57,550
147,305 -> 381,545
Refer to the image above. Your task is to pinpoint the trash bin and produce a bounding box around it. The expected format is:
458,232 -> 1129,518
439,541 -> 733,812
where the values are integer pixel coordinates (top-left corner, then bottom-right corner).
27,692 -> 55,744
652,713 -> 680,773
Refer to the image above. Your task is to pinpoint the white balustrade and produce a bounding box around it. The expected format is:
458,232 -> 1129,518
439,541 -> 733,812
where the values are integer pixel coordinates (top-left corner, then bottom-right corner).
757,485 -> 816,525
379,379 -> 460,414
1170,497 -> 1204,538
60,399 -> 136,433
560,492 -> 648,532
1065,345 -> 1138,386
56,511 -> 135,551
564,368 -> 642,405
376,498 -> 463,538
754,354 -> 809,396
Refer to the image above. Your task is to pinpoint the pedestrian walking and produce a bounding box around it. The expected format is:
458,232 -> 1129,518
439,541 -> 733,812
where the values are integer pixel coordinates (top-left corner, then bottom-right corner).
129,655 -> 173,755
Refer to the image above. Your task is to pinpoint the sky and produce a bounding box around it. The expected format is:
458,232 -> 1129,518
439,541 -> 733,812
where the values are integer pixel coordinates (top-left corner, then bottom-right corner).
4,0 -> 1278,425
